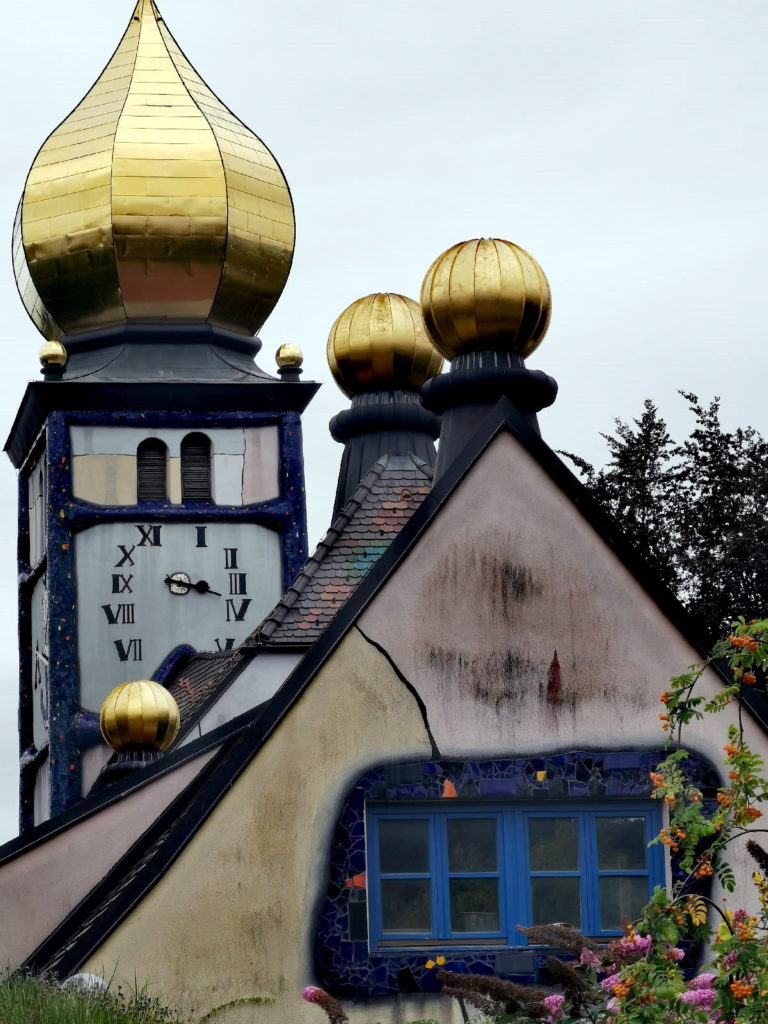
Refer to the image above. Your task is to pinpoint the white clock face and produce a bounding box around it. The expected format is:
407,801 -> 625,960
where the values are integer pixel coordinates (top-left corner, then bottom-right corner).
75,521 -> 282,711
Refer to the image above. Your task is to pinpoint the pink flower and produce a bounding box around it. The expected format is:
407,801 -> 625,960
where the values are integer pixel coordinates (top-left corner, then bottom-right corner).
665,946 -> 685,961
733,908 -> 749,923
689,973 -> 717,990
579,947 -> 600,969
601,973 -> 621,990
616,933 -> 652,956
301,987 -> 349,1024
542,993 -> 565,1022
680,988 -> 716,1008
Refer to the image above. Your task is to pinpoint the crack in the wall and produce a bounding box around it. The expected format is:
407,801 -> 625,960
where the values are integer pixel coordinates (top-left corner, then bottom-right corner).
355,625 -> 441,760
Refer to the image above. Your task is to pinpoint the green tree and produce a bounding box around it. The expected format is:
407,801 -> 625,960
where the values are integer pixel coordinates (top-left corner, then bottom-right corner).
562,394 -> 768,641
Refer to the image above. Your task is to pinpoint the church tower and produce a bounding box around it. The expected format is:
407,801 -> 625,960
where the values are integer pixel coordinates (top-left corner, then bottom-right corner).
7,0 -> 316,830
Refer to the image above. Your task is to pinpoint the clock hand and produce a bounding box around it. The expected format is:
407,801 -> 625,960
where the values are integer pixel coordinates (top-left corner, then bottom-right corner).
164,573 -> 192,592
163,574 -> 221,596
191,579 -> 221,597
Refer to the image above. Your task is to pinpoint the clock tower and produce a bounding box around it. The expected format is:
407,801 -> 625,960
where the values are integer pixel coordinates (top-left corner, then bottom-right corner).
7,0 -> 317,831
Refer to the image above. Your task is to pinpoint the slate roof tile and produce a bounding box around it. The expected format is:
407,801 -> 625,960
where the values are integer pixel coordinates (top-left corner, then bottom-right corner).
168,650 -> 242,724
246,453 -> 433,647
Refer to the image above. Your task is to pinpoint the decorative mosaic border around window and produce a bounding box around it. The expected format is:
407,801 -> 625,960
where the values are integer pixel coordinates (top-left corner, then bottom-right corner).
315,750 -> 717,999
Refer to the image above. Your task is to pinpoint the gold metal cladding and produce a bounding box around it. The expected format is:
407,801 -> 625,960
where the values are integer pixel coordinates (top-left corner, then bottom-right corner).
420,238 -> 552,361
100,679 -> 180,752
276,342 -> 304,368
327,293 -> 444,398
17,0 -> 294,340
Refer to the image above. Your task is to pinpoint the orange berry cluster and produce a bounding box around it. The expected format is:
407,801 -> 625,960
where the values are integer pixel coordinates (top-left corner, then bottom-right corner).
729,979 -> 755,999
729,636 -> 759,652
612,977 -> 634,998
658,827 -> 686,853
740,806 -> 763,823
694,857 -> 714,878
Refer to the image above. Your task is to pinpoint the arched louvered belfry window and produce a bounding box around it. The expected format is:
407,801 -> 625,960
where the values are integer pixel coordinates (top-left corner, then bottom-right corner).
181,432 -> 212,501
136,438 -> 168,501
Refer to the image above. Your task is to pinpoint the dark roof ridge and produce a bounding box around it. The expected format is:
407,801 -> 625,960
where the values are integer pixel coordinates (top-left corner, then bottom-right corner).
246,453 -> 432,647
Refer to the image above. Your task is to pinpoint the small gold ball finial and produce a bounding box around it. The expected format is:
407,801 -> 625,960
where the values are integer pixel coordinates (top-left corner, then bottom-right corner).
420,238 -> 551,361
39,339 -> 67,372
327,293 -> 443,398
100,680 -> 180,753
275,343 -> 304,368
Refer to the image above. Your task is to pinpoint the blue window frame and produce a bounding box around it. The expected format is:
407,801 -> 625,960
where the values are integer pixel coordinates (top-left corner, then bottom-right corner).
367,802 -> 664,949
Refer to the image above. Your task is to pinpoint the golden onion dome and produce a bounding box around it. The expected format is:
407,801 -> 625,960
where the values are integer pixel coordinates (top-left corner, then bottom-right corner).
100,679 -> 180,752
327,293 -> 443,398
14,0 -> 294,342
420,238 -> 551,360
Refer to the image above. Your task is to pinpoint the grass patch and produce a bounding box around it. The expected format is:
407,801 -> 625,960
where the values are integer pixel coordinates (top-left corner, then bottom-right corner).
0,974 -> 182,1024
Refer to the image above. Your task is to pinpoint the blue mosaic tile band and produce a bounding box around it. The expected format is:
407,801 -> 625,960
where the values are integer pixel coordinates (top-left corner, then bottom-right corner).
315,751 -> 717,999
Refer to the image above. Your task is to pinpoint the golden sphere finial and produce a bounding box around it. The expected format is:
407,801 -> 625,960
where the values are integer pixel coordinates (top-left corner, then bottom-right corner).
420,238 -> 551,361
327,293 -> 443,398
39,339 -> 67,370
276,343 -> 304,368
100,679 -> 180,753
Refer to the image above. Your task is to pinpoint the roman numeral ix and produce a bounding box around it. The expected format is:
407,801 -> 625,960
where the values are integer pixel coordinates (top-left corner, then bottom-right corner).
112,574 -> 133,594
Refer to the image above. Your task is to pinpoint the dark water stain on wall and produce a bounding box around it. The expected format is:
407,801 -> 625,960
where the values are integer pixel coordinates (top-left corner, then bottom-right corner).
424,540 -> 543,625
419,644 -> 544,710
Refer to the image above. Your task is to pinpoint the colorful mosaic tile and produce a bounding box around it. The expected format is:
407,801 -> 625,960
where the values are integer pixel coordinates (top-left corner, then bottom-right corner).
315,751 -> 718,999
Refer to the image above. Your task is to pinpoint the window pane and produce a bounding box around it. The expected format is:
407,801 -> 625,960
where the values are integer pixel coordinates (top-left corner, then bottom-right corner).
379,819 -> 429,873
528,818 -> 579,870
447,818 -> 497,872
181,432 -> 212,501
137,439 -> 167,501
381,879 -> 431,932
597,818 -> 647,869
531,877 -> 581,927
450,878 -> 500,932
599,876 -> 648,931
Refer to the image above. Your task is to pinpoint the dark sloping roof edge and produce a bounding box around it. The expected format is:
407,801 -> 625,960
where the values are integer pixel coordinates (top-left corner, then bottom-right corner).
0,700 -> 265,870
24,397 -> 768,973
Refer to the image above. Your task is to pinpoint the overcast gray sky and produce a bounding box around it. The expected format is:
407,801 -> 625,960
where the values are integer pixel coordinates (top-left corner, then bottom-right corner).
0,0 -> 766,842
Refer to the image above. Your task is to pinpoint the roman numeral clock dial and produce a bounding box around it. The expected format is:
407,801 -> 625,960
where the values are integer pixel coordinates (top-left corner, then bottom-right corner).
75,522 -> 282,714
